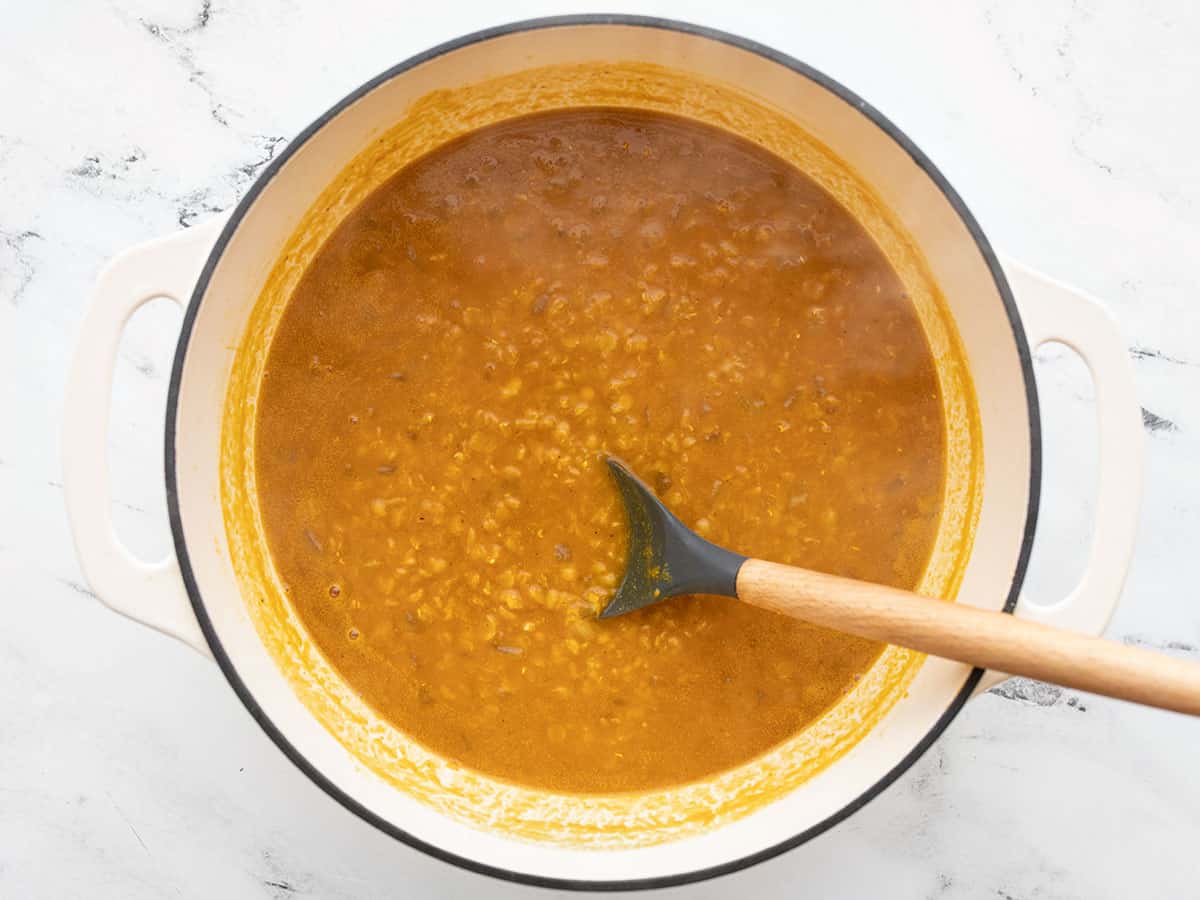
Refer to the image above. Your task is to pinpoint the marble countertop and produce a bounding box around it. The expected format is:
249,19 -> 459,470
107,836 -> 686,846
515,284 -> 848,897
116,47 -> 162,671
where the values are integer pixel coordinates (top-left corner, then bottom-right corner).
3,1 -> 1198,897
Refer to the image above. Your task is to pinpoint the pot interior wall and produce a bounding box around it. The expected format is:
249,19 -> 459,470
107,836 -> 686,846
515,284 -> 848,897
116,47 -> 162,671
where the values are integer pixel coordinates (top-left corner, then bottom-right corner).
173,23 -> 1031,882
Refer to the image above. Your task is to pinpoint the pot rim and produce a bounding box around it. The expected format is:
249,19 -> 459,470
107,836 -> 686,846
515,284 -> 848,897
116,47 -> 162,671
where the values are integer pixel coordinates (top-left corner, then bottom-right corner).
164,13 -> 1042,892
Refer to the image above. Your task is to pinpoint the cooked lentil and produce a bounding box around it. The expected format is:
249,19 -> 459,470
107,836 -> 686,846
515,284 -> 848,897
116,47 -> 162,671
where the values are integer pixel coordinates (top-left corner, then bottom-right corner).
255,108 -> 945,793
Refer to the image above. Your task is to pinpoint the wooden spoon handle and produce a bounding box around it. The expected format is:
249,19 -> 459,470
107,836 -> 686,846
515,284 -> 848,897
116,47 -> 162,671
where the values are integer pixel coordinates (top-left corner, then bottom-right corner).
736,558 -> 1200,715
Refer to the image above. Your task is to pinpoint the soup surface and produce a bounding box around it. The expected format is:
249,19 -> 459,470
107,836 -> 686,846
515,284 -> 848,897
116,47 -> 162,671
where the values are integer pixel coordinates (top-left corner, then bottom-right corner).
255,108 -> 945,794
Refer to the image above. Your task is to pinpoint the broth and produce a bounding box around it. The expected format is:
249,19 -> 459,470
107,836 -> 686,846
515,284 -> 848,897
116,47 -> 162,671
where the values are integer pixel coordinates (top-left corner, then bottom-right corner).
254,108 -> 945,793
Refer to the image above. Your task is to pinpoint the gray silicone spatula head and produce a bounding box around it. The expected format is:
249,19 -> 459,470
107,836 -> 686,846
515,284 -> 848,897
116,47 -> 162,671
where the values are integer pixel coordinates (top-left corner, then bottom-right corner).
598,457 -> 747,619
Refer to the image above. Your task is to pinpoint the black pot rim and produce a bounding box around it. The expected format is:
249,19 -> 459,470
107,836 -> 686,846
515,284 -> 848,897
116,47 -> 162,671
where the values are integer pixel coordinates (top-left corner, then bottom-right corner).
164,13 -> 1041,893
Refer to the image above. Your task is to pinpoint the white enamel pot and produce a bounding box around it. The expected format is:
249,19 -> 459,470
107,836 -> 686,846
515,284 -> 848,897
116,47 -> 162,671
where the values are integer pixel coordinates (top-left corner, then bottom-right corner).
62,15 -> 1143,890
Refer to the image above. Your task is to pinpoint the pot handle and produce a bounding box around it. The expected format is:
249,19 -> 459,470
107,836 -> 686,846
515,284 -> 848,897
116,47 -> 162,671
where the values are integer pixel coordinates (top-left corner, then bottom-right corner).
975,258 -> 1144,694
62,218 -> 226,659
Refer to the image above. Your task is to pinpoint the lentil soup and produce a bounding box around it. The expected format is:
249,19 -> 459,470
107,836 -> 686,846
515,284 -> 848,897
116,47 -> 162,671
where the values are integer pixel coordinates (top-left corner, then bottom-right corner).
253,108 -> 946,794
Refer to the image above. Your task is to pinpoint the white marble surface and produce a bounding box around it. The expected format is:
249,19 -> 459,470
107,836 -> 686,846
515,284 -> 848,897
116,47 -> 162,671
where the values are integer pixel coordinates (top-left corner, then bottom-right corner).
3,1 -> 1199,897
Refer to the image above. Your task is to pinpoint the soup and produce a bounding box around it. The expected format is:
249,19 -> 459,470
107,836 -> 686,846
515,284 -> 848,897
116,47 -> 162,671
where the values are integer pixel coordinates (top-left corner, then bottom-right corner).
253,108 -> 945,794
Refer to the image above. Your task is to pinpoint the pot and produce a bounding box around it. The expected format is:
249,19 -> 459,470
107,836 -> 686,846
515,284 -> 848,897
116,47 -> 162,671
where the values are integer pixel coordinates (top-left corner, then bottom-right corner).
63,15 -> 1143,890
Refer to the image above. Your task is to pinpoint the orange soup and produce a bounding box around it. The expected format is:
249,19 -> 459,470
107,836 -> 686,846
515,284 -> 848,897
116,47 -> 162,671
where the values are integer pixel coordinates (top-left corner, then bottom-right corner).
254,108 -> 944,793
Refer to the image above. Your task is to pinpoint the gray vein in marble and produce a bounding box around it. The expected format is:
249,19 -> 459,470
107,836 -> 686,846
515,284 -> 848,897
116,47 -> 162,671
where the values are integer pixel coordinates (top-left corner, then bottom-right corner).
1122,634 -> 1198,654
1070,134 -> 1115,176
1,228 -> 44,306
69,147 -> 146,182
137,0 -> 228,127
96,1 -> 292,230
982,1 -> 1126,180
1141,407 -> 1179,433
929,873 -> 954,898
56,577 -> 99,601
1131,345 -> 1197,368
176,132 -> 286,227
989,678 -> 1068,708
1053,4 -> 1124,181
106,791 -> 150,857
908,744 -> 950,803
260,849 -> 306,899
64,132 -> 286,229
174,186 -> 228,228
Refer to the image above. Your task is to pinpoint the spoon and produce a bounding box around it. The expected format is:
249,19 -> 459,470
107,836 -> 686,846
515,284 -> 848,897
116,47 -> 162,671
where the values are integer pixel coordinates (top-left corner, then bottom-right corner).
600,457 -> 1200,716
